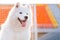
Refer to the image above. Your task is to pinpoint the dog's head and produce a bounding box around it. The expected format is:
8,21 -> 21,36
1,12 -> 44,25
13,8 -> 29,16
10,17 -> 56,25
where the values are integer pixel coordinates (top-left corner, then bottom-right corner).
9,3 -> 32,28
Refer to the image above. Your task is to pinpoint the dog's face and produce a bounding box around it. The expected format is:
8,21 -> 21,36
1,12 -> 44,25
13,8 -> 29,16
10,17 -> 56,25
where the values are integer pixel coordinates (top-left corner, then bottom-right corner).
10,3 -> 32,28
17,9 -> 28,27
17,6 -> 29,27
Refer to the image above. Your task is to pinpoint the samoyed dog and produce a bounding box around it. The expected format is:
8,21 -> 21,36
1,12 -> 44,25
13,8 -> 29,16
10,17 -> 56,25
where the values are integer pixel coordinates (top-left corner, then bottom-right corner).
0,3 -> 33,40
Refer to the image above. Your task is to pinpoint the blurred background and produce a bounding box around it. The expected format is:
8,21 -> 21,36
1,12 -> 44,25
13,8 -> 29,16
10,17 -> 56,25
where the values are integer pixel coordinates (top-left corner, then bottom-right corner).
0,1 -> 60,40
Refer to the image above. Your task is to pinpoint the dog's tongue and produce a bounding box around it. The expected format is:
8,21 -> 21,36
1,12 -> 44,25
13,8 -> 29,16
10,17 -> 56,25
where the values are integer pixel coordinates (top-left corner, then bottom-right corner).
21,22 -> 26,27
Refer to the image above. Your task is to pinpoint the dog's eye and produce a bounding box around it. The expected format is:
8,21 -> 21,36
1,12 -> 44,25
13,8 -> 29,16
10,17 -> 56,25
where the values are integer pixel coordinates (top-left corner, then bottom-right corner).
19,12 -> 22,14
26,13 -> 28,15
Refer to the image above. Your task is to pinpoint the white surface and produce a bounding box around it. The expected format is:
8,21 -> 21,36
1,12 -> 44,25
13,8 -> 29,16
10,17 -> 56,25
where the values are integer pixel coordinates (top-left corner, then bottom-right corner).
0,0 -> 60,4
37,27 -> 60,33
31,27 -> 60,33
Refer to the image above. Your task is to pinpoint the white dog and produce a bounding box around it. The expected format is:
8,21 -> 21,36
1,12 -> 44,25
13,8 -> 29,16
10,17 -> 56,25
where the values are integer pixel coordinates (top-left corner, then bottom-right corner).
0,3 -> 33,40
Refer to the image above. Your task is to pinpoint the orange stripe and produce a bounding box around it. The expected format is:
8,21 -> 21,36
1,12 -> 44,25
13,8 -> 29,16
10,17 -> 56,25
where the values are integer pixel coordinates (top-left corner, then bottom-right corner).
36,4 -> 53,28
0,5 -> 13,24
46,5 -> 58,28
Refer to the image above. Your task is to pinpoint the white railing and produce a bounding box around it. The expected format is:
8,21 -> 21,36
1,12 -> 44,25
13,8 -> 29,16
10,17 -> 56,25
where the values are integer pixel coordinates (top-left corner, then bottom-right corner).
33,4 -> 37,40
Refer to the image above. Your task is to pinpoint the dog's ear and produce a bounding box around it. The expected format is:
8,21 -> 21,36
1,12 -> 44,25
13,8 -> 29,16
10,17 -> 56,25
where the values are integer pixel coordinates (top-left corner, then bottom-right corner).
15,2 -> 20,8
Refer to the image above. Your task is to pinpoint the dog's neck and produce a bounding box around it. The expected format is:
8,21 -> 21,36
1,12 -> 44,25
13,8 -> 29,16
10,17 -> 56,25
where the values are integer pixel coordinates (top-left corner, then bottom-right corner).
2,12 -> 23,32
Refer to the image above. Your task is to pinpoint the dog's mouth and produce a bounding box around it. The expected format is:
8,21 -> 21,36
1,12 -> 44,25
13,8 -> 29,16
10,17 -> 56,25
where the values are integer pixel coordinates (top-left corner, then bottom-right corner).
18,17 -> 27,27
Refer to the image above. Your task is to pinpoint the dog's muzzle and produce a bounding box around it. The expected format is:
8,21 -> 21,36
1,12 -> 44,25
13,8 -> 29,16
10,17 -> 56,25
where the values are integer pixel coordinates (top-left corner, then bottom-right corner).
18,16 -> 28,27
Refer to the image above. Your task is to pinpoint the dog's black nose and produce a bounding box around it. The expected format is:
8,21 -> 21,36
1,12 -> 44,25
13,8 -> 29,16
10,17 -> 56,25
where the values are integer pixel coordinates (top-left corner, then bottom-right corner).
25,16 -> 28,19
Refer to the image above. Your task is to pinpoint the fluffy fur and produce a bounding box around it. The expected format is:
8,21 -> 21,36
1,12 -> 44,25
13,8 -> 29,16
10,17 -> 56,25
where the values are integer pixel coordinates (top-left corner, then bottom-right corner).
0,3 -> 33,40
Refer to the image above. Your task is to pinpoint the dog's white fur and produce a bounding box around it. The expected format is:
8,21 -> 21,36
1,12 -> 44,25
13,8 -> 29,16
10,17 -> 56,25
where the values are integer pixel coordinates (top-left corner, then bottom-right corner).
0,3 -> 33,40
